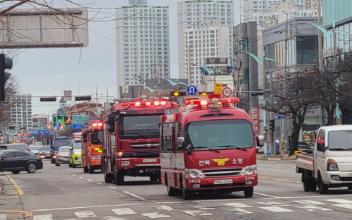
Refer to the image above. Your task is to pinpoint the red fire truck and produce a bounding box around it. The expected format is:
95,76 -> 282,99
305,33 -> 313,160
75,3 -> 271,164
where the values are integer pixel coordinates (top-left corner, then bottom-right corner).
160,97 -> 258,199
82,120 -> 104,173
102,98 -> 177,185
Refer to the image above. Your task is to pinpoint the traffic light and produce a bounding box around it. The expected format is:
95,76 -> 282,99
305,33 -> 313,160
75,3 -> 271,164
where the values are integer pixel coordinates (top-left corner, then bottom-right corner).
269,119 -> 275,131
75,95 -> 92,101
0,54 -> 13,102
40,97 -> 57,102
170,91 -> 186,97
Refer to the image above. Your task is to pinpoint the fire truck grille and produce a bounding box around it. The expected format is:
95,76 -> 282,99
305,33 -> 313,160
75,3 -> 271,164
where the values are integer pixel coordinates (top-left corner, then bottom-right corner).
130,143 -> 160,148
202,168 -> 242,177
123,152 -> 159,158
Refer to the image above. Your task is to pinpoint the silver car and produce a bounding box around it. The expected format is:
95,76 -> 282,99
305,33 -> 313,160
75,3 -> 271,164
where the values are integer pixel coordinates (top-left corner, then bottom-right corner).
55,146 -> 71,166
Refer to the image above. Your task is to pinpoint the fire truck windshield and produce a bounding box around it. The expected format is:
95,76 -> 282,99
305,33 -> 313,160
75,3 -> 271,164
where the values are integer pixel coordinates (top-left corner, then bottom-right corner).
186,120 -> 254,149
120,115 -> 160,139
91,131 -> 103,145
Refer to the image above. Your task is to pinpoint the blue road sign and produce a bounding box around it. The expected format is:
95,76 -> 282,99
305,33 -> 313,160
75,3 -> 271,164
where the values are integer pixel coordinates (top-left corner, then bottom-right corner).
187,85 -> 198,95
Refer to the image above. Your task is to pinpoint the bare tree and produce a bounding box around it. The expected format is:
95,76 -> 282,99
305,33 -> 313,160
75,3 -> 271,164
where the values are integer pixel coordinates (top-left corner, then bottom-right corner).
266,69 -> 316,154
0,75 -> 18,127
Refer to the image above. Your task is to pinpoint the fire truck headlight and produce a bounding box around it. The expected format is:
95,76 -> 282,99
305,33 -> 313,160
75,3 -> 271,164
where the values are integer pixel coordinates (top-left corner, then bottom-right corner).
185,169 -> 205,178
117,151 -> 123,157
240,165 -> 257,175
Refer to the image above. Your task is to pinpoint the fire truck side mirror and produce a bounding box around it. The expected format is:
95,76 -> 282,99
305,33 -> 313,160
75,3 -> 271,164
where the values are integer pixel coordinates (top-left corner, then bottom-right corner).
108,114 -> 115,132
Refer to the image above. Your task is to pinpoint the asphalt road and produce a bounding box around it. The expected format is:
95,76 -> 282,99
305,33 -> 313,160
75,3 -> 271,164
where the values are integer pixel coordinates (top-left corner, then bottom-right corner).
4,159 -> 352,220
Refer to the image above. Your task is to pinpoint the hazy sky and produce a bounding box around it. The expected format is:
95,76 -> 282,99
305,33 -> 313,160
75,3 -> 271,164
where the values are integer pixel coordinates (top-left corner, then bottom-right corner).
4,0 -> 240,115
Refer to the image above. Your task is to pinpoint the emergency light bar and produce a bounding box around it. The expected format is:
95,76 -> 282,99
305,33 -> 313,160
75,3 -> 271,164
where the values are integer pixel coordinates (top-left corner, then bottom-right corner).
133,99 -> 170,108
184,97 -> 240,109
88,121 -> 104,130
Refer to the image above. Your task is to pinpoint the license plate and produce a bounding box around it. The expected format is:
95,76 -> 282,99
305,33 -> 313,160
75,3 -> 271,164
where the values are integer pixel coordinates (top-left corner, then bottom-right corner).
143,158 -> 157,163
214,179 -> 233,185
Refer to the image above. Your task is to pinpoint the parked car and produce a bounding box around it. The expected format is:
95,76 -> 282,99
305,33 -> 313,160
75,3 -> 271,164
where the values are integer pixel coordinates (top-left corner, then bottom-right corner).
55,146 -> 71,166
0,143 -> 27,151
0,149 -> 43,174
38,146 -> 51,159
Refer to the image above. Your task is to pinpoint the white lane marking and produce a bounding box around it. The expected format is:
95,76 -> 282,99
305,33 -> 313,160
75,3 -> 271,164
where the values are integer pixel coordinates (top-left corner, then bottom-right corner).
112,208 -> 136,215
260,206 -> 293,213
155,201 -> 181,204
32,203 -> 141,212
142,213 -> 170,218
123,191 -> 145,201
33,214 -> 53,220
334,204 -> 352,209
87,179 -> 93,182
79,176 -> 84,179
224,202 -> 252,208
327,199 -> 352,204
184,210 -> 212,216
298,205 -> 331,211
72,174 -> 77,176
75,211 -> 96,218
157,205 -> 173,211
231,208 -> 254,214
294,200 -> 325,205
109,186 -> 117,190
104,216 -> 126,220
254,192 -> 278,198
257,202 -> 284,206
97,182 -> 103,185
0,214 -> 6,220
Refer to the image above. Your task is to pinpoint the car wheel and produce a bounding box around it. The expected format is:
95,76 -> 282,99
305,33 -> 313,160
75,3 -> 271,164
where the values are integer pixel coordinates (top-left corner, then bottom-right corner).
244,187 -> 254,198
114,171 -> 124,185
167,186 -> 177,196
27,163 -> 37,173
11,170 -> 20,174
89,166 -> 94,174
150,175 -> 161,184
104,172 -> 114,183
317,173 -> 328,194
55,161 -> 60,166
182,188 -> 193,200
83,166 -> 88,173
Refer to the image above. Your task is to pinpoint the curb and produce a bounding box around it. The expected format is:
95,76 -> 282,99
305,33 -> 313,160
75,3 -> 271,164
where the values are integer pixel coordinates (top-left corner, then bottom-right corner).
5,174 -> 24,197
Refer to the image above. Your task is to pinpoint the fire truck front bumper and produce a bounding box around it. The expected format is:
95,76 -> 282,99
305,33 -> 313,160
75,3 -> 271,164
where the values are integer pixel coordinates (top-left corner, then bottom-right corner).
116,157 -> 160,176
185,174 -> 258,191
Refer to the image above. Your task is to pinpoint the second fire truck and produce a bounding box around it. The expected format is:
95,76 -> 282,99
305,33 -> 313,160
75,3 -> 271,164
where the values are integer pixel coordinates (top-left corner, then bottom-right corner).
102,98 -> 177,184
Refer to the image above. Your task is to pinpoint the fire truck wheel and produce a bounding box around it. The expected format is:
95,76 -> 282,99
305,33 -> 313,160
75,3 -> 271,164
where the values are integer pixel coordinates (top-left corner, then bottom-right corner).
182,188 -> 193,200
89,166 -> 95,174
83,166 -> 88,173
244,187 -> 254,198
150,175 -> 160,184
104,172 -> 114,183
114,171 -> 124,185
167,187 -> 177,196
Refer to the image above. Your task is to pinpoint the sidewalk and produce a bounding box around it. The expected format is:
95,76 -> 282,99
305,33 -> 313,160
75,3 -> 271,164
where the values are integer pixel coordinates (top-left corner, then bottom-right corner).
257,153 -> 297,161
0,173 -> 29,219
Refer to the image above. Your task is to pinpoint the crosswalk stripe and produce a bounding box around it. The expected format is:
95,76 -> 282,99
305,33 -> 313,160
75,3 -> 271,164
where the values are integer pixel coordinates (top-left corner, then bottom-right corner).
224,202 -> 252,208
157,205 -> 173,211
231,208 -> 254,214
298,205 -> 331,211
257,201 -> 284,206
334,204 -> 352,209
326,199 -> 352,204
74,211 -> 96,218
142,213 -> 170,218
184,210 -> 212,216
0,214 -> 6,220
112,208 -> 136,215
294,200 -> 325,205
33,214 -> 53,220
259,206 -> 293,213
104,216 -> 126,220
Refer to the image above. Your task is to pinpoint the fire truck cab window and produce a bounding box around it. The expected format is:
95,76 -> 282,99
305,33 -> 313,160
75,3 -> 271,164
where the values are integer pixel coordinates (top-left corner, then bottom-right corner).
120,115 -> 160,139
186,119 -> 253,149
91,131 -> 103,145
161,123 -> 175,151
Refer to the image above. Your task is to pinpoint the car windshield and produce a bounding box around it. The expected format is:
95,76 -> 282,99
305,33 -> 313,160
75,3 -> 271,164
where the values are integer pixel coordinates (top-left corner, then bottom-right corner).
328,130 -> 352,150
52,140 -> 71,151
90,131 -> 103,145
0,150 -> 7,156
39,146 -> 50,152
58,146 -> 71,152
186,119 -> 254,149
72,141 -> 82,149
120,115 -> 161,139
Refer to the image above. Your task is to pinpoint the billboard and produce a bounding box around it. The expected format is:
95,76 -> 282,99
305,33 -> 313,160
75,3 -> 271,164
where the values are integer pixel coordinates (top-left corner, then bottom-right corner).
0,8 -> 88,48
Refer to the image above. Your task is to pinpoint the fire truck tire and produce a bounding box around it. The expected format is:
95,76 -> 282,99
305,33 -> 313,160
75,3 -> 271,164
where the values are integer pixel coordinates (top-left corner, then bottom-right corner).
167,187 -> 177,196
182,188 -> 193,200
104,172 -> 114,183
114,171 -> 124,185
150,175 -> 160,184
244,187 -> 254,198
83,166 -> 88,173
89,166 -> 94,174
